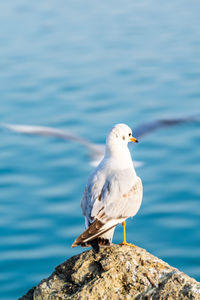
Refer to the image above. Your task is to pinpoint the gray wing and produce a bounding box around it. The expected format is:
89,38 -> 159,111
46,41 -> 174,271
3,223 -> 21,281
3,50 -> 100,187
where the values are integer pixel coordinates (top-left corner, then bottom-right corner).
81,168 -> 107,225
2,124 -> 94,147
74,171 -> 142,246
134,115 -> 196,138
2,123 -> 105,166
91,174 -> 143,221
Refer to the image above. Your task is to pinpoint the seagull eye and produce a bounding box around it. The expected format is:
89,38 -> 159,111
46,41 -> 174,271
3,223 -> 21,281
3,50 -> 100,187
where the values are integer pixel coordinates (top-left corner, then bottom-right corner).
129,133 -> 131,137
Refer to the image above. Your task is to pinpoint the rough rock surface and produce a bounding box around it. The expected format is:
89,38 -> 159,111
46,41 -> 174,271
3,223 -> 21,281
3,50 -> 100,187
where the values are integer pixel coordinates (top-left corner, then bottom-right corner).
20,245 -> 200,300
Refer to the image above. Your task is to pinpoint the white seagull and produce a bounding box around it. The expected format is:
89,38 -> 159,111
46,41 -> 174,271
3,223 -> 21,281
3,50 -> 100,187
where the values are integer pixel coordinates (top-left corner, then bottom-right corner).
72,123 -> 143,252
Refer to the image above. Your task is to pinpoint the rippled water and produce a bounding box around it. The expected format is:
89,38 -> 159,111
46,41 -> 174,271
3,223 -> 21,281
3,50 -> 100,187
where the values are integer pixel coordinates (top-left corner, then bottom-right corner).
0,1 -> 200,299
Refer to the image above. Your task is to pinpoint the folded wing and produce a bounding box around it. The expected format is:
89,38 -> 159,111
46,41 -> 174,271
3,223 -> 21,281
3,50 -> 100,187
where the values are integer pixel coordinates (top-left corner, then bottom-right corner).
72,173 -> 142,247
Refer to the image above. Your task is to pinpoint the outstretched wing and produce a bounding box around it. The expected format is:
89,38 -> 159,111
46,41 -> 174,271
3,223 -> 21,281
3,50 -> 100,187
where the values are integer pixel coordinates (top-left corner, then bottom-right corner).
72,173 -> 142,247
2,123 -> 93,146
134,115 -> 196,138
2,123 -> 105,166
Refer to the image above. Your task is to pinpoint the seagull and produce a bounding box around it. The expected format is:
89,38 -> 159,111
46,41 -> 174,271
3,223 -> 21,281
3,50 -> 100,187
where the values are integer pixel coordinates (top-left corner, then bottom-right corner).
72,123 -> 143,252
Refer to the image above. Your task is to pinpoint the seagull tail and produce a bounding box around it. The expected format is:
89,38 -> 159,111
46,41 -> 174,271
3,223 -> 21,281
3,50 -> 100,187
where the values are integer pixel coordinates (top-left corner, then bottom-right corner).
72,219 -> 117,248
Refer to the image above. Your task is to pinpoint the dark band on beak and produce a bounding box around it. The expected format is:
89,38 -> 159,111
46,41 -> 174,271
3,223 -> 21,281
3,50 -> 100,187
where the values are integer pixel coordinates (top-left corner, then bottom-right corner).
130,137 -> 138,143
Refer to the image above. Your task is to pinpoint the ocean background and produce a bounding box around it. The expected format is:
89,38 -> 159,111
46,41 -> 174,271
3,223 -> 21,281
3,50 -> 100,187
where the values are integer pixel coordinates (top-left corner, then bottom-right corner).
0,1 -> 200,299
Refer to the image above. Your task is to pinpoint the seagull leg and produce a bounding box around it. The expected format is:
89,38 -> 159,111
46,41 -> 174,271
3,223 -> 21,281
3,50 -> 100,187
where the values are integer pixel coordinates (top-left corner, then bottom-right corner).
119,221 -> 136,247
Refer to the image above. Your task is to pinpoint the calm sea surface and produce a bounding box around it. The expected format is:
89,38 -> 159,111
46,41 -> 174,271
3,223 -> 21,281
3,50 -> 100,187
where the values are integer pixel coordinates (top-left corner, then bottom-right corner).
0,1 -> 200,299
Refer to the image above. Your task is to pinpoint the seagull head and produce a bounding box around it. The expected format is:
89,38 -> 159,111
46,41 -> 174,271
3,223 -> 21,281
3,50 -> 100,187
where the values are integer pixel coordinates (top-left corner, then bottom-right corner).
105,123 -> 138,156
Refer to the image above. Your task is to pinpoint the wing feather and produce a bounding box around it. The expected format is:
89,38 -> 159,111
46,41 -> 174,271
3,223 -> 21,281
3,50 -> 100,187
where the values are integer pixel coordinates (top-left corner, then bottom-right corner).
72,173 -> 142,247
91,173 -> 142,221
72,218 -> 123,247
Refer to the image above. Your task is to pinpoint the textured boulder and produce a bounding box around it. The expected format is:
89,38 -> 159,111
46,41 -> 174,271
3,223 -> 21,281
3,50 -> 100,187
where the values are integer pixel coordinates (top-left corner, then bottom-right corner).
20,245 -> 200,300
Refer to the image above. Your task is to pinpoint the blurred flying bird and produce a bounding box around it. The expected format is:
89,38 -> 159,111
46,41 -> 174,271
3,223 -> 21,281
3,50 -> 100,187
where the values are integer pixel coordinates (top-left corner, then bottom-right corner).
2,115 -> 196,167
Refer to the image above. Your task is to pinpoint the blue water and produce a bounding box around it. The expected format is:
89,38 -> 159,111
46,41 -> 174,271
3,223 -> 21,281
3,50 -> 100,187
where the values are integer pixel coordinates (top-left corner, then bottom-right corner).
0,1 -> 200,299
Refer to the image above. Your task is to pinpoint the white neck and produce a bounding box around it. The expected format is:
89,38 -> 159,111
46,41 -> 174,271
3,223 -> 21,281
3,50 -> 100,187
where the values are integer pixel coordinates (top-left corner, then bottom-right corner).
104,144 -> 136,173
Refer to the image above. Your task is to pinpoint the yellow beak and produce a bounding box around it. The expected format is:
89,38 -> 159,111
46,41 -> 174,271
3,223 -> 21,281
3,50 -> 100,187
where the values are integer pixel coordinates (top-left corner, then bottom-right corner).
130,136 -> 138,143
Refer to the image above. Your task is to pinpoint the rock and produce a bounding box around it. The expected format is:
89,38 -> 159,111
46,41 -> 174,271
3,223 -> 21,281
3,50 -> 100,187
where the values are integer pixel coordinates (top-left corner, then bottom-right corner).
20,245 -> 200,300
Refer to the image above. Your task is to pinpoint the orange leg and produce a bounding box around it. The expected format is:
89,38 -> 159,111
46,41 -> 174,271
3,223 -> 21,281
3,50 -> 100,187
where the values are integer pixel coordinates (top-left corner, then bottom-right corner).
119,221 -> 136,247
